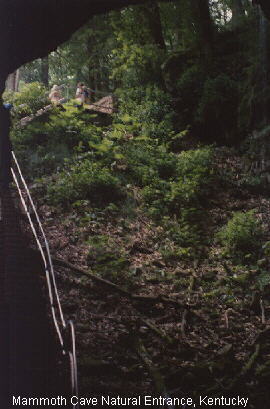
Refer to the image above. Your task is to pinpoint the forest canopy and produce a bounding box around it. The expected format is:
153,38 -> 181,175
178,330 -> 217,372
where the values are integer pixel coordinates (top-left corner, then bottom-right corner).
12,0 -> 270,141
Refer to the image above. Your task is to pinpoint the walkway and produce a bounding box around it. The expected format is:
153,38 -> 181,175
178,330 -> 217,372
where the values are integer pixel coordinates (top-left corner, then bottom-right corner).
0,189 -> 69,407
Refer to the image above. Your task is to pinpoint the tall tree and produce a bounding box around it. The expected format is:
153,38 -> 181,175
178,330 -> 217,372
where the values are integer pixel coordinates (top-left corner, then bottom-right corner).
188,0 -> 213,61
257,4 -> 270,124
48,14 -> 114,92
254,0 -> 270,20
110,4 -> 167,88
231,0 -> 245,28
5,70 -> 19,91
144,1 -> 166,50
40,56 -> 49,88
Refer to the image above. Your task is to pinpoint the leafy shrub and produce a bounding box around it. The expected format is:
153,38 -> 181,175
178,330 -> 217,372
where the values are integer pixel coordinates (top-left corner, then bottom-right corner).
116,140 -> 178,186
116,85 -> 175,141
3,82 -> 49,117
217,210 -> 263,261
23,144 -> 71,178
18,104 -> 102,149
45,106 -> 103,149
196,74 -> 238,141
160,211 -> 207,261
11,104 -> 104,178
47,159 -> 125,208
142,147 -> 213,217
237,174 -> 266,194
112,42 -> 164,88
175,65 -> 205,127
86,235 -> 135,288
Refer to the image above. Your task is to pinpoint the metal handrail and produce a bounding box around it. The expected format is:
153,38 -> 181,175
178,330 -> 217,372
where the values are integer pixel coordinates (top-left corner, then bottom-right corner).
66,321 -> 79,398
11,166 -> 64,347
11,151 -> 79,408
12,151 -> 65,328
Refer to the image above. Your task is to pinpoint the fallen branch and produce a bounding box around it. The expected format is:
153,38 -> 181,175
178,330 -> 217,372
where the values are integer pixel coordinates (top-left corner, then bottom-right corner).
224,308 -> 233,329
228,344 -> 260,390
135,338 -> 165,395
241,344 -> 260,376
205,344 -> 260,395
53,257 -> 202,313
181,310 -> 188,338
141,318 -> 173,344
260,298 -> 266,325
224,310 -> 229,329
223,262 -> 232,275
187,275 -> 196,303
53,257 -> 130,296
181,275 -> 196,337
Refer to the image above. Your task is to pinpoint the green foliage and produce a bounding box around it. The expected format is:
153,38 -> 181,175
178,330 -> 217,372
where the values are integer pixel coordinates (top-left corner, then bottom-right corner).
160,211 -> 207,262
114,140 -> 177,186
40,104 -> 103,150
142,147 -> 213,217
112,43 -> 164,87
86,235 -> 135,288
262,241 -> 270,258
3,82 -> 49,117
176,65 -> 205,127
237,174 -> 266,194
110,5 -> 159,47
11,104 -> 103,177
116,85 -> 175,141
257,271 -> 270,290
173,65 -> 240,143
217,210 -> 263,262
196,74 -> 238,141
110,5 -> 165,88
23,144 -> 71,177
47,159 -> 124,208
49,13 -> 114,91
32,114 -> 213,228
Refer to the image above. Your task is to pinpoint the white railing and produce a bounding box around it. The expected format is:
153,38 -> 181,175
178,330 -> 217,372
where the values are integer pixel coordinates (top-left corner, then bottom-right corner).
11,151 -> 79,407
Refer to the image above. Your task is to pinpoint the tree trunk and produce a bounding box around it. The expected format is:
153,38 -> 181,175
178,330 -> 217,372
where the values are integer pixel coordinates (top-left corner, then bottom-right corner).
189,0 -> 213,62
145,1 -> 166,50
231,0 -> 245,28
254,1 -> 270,20
258,5 -> 270,125
5,70 -> 19,92
40,56 -> 49,87
173,0 -> 192,49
